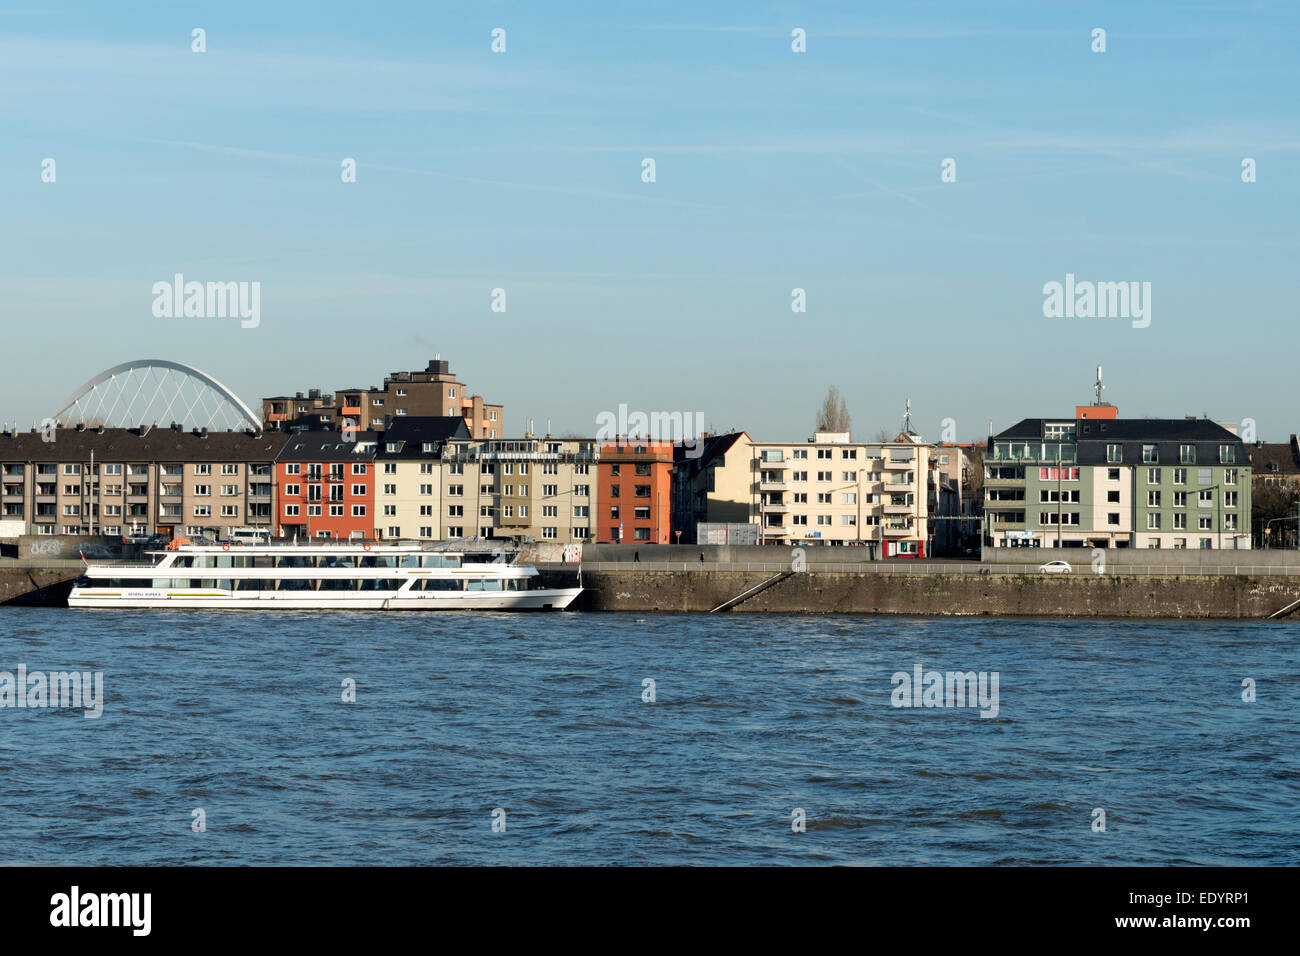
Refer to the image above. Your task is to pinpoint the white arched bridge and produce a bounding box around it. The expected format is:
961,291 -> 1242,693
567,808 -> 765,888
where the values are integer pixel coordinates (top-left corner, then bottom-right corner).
52,359 -> 262,432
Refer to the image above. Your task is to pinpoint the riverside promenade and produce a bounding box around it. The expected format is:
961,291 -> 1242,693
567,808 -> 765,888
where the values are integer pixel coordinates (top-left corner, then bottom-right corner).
6,542 -> 1300,619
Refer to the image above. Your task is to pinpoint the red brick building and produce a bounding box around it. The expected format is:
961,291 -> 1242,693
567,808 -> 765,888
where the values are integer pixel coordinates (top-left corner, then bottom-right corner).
597,440 -> 673,544
274,430 -> 378,540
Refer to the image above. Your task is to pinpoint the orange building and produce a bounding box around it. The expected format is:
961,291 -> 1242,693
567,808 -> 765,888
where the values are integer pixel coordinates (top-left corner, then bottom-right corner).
597,440 -> 674,544
273,430 -> 378,540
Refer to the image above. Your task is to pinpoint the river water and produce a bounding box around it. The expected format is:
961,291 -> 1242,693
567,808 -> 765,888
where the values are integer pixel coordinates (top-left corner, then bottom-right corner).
1,609 -> 1296,865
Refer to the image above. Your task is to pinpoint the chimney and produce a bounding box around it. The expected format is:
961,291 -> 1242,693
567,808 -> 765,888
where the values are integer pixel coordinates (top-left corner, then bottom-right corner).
75,423 -> 85,432
171,421 -> 181,431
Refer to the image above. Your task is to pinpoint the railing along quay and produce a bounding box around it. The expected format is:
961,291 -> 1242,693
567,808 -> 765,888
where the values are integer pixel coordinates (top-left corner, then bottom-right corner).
537,561 -> 1300,577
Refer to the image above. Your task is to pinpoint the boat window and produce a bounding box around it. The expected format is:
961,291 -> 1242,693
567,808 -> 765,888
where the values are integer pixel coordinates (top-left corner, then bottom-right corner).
279,578 -> 313,590
419,578 -> 463,591
481,579 -> 503,591
319,578 -> 358,590
360,578 -> 401,591
400,554 -> 420,568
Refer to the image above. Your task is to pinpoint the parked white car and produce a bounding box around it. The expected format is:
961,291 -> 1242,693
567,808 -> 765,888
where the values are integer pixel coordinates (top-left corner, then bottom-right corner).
1037,560 -> 1072,574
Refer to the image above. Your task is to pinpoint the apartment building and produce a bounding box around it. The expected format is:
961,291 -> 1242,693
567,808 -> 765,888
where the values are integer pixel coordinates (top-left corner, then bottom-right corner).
671,432 -> 753,543
985,415 -> 1251,549
597,440 -> 673,544
373,417 -> 469,540
446,435 -> 598,543
262,356 -> 503,438
676,432 -> 932,553
274,430 -> 379,540
0,425 -> 285,538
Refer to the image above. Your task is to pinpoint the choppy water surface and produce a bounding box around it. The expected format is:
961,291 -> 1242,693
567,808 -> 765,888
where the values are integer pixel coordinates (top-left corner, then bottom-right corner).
1,609 -> 1297,865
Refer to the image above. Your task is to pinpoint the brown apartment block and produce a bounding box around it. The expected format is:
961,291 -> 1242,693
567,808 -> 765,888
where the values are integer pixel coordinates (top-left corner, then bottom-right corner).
262,357 -> 504,439
0,425 -> 288,539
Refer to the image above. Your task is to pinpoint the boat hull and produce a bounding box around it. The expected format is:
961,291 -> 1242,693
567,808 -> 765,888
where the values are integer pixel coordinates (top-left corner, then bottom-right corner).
68,587 -> 583,611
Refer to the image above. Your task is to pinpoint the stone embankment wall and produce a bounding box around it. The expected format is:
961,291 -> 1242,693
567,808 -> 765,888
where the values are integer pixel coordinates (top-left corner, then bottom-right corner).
539,568 -> 1300,619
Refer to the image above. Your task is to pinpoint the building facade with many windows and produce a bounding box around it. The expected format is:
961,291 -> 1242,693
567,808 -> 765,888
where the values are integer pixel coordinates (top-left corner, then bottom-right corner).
274,430 -> 378,540
985,416 -> 1251,549
597,440 -> 673,544
0,425 -> 284,539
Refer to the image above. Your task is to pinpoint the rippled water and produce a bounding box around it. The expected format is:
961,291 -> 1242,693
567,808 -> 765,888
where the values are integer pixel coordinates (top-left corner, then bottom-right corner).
1,609 -> 1297,865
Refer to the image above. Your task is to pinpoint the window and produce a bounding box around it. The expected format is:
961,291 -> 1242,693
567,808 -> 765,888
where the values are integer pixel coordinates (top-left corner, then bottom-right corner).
841,449 -> 857,459
842,471 -> 857,481
573,506 -> 589,518
447,526 -> 463,538
1173,538 -> 1187,549
1198,489 -> 1213,507
792,471 -> 808,481
542,505 -> 558,518
1224,491 -> 1237,508
330,505 -> 344,517
194,484 -> 211,496
817,471 -> 832,482
420,484 -> 433,496
308,505 -> 321,516
1198,516 -> 1213,530
447,485 -> 463,497
1147,513 -> 1161,530
383,505 -> 396,517
383,462 -> 397,475
285,504 -> 300,516
1107,468 -> 1120,481
1220,445 -> 1235,463
816,515 -> 832,526
285,463 -> 300,475
221,464 -> 239,475
194,505 -> 211,517
352,463 -> 367,475
1173,491 -> 1187,508
1106,444 -> 1122,463
816,493 -> 832,504
545,527 -> 560,539
352,505 -> 366,517
1173,514 -> 1187,529
575,485 -> 589,497
1107,513 -> 1120,525
64,464 -> 81,475
1142,445 -> 1158,464
1224,469 -> 1237,485
220,505 -> 238,517
1179,444 -> 1196,464
1224,514 -> 1238,531
1147,491 -> 1161,507
419,526 -> 433,537
841,515 -> 856,526
101,464 -> 122,475
841,493 -> 857,504
793,449 -> 808,460
448,505 -> 463,517
817,449 -> 832,460
221,485 -> 239,496
1107,490 -> 1120,503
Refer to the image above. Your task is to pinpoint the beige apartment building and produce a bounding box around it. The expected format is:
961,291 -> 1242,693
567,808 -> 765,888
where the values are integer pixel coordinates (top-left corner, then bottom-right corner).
677,431 -> 934,555
0,425 -> 286,539
369,419 -> 596,543
442,436 -> 598,543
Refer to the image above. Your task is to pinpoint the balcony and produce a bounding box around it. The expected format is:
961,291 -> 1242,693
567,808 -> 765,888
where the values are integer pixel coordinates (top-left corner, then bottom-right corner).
756,458 -> 790,470
884,503 -> 913,515
758,480 -> 790,492
883,524 -> 914,536
342,406 -> 362,416
126,494 -> 150,504
760,500 -> 791,513
883,457 -> 914,470
762,525 -> 791,537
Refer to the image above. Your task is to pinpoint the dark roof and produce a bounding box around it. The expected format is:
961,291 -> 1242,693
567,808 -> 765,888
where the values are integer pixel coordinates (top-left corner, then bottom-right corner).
275,430 -> 380,462
1247,437 -> 1300,475
375,417 -> 470,458
673,431 -> 748,474
991,417 -> 1248,467
0,427 -> 289,462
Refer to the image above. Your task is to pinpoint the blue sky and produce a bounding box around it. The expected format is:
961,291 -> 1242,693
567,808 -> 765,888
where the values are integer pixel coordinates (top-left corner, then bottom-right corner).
2,1 -> 1297,442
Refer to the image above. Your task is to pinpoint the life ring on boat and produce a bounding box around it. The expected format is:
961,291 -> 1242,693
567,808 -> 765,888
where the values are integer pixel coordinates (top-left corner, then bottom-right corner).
222,543 -> 230,551
363,543 -> 372,551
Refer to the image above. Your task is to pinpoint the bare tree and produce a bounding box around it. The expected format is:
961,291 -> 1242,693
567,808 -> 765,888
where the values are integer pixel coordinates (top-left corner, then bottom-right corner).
816,386 -> 852,434
872,427 -> 894,443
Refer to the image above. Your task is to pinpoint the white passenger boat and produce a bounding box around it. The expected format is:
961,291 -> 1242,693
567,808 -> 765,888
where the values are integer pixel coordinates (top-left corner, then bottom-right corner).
68,542 -> 582,611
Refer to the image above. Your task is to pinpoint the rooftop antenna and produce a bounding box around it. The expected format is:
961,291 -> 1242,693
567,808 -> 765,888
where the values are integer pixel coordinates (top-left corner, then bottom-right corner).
1093,365 -> 1106,405
902,399 -> 913,435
